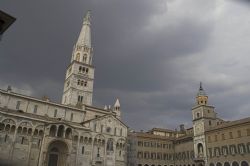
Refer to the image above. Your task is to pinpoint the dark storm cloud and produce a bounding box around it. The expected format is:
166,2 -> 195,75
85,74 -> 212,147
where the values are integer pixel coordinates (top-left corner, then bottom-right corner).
1,0 -> 250,131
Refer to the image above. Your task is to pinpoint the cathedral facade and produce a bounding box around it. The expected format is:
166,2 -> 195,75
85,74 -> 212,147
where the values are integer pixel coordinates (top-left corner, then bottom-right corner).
0,11 -> 127,166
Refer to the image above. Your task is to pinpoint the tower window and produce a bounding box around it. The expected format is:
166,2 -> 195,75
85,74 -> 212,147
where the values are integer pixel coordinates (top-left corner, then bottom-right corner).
16,101 -> 21,110
33,105 -> 38,114
196,113 -> 200,118
78,95 -> 83,102
76,53 -> 80,61
209,120 -> 212,126
79,66 -> 82,72
70,113 -> 74,121
83,54 -> 87,63
54,109 -> 57,117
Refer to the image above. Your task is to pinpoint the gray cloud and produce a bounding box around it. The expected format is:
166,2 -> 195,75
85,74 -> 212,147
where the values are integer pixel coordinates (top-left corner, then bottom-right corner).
1,0 -> 250,131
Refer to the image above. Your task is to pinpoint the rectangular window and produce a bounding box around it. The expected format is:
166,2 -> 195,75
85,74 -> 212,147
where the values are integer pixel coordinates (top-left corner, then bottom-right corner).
214,135 -> 218,141
208,136 -> 211,143
16,101 -> 21,110
247,129 -> 250,136
33,105 -> 38,114
54,109 -> 57,117
221,133 -> 225,140
237,130 -> 241,137
229,132 -> 233,139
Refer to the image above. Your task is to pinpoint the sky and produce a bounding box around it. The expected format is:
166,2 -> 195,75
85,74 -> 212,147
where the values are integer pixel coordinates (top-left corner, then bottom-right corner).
1,0 -> 250,131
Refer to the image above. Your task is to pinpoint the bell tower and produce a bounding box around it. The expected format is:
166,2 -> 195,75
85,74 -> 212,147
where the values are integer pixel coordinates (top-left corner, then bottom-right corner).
192,83 -> 217,165
62,11 -> 94,106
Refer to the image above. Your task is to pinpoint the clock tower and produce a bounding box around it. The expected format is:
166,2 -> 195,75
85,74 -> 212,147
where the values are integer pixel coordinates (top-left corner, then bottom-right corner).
192,83 -> 217,165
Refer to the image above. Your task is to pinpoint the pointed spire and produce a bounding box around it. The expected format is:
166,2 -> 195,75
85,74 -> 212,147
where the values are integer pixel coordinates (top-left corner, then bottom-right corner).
199,82 -> 203,90
197,82 -> 207,96
83,10 -> 91,25
76,10 -> 91,47
114,98 -> 120,107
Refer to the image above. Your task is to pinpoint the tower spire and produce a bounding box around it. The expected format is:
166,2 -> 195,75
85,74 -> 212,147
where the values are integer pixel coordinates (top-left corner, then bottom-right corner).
76,10 -> 91,47
199,82 -> 203,90
196,82 -> 208,105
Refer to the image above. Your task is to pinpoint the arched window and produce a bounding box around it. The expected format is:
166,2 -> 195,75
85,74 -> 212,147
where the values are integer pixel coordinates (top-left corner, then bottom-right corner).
232,162 -> 239,166
5,124 -> 10,132
49,125 -> 57,137
241,161 -> 249,166
17,126 -> 22,134
0,123 -> 5,131
39,130 -> 44,137
80,136 -> 83,143
197,143 -> 204,156
77,79 -> 81,85
209,164 -> 215,166
107,139 -> 114,151
79,66 -> 82,72
224,162 -> 230,166
83,54 -> 87,63
216,163 -> 222,166
22,127 -> 27,134
81,80 -> 84,86
10,125 -> 16,134
28,128 -> 32,135
57,125 -> 64,137
76,53 -> 80,61
34,129 -> 38,136
65,128 -> 72,139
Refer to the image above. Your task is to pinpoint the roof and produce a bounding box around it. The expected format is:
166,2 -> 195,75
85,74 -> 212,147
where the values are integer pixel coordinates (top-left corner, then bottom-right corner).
129,131 -> 175,141
0,88 -> 110,114
197,82 -> 207,96
0,107 -> 88,130
81,113 -> 128,128
149,127 -> 175,133
206,117 -> 250,132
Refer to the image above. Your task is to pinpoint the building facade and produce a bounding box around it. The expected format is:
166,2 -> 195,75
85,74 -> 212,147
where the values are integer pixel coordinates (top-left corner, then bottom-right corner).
127,84 -> 250,166
0,11 -> 127,166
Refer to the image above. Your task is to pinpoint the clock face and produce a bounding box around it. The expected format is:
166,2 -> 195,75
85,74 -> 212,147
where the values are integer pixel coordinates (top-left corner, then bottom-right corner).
195,124 -> 202,133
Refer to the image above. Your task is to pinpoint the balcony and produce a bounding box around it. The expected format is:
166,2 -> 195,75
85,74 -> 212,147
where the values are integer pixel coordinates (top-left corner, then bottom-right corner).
95,156 -> 103,163
193,154 -> 205,162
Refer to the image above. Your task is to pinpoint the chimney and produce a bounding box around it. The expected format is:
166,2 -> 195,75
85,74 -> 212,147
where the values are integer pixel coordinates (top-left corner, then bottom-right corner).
180,124 -> 185,132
